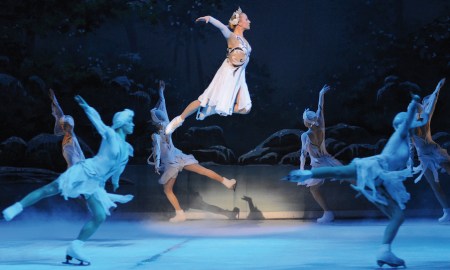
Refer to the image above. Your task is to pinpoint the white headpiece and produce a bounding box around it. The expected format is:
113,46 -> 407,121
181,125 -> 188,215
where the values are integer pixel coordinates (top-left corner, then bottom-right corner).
229,7 -> 242,26
111,109 -> 134,129
59,115 -> 75,127
302,108 -> 319,126
150,108 -> 168,125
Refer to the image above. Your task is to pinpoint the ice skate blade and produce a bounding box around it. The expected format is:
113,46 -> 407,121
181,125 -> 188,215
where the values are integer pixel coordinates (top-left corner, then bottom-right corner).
376,259 -> 406,268
63,255 -> 91,266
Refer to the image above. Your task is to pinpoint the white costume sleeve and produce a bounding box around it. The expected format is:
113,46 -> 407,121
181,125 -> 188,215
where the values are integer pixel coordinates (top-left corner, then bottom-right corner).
82,106 -> 109,139
208,17 -> 232,39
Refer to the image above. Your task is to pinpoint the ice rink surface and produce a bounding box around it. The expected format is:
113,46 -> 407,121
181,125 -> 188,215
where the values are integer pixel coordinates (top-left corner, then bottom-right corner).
1,217 -> 449,270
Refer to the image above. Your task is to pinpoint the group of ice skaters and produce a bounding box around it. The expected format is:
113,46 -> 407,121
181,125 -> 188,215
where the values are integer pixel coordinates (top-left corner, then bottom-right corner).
1,7 -> 450,268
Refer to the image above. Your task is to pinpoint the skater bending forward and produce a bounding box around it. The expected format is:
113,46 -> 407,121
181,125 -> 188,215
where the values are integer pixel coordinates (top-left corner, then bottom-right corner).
2,95 -> 135,265
149,81 -> 237,222
285,94 -> 427,267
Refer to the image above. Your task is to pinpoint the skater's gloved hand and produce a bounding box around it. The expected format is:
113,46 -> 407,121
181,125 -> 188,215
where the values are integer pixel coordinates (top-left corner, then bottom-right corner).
75,95 -> 89,109
196,16 -> 211,23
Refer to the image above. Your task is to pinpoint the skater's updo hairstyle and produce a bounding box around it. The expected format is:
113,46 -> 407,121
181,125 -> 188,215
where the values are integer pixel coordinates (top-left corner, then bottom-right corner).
302,109 -> 319,127
150,108 -> 169,126
111,109 -> 134,130
59,115 -> 75,127
228,7 -> 243,29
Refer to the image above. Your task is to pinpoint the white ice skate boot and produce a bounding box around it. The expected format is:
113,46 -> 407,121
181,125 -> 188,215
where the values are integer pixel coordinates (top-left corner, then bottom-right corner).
438,208 -> 450,223
107,193 -> 134,204
222,177 -> 237,191
169,210 -> 186,223
376,247 -> 405,268
65,240 -> 91,266
317,211 -> 334,223
283,170 -> 312,183
2,202 -> 23,221
165,116 -> 184,135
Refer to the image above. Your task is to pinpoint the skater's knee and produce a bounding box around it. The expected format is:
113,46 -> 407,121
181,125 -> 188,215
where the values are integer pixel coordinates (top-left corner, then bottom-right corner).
163,186 -> 174,196
391,208 -> 405,224
93,212 -> 107,224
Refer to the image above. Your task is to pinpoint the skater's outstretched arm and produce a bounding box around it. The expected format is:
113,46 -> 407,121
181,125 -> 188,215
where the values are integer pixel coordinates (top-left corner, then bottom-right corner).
196,16 -> 232,39
49,89 -> 66,135
316,84 -> 331,127
75,95 -> 109,138
423,78 -> 446,119
154,80 -> 169,121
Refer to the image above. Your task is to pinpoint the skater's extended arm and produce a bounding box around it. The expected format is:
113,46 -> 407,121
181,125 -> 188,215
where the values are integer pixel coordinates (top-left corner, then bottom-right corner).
155,80 -> 169,121
300,133 -> 308,170
49,89 -> 65,135
75,95 -> 109,138
316,84 -> 330,127
196,16 -> 232,39
424,78 -> 445,119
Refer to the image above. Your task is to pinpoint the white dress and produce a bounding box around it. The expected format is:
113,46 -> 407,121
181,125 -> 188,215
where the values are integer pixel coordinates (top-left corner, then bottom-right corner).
298,135 -> 342,187
196,19 -> 252,119
351,155 -> 412,210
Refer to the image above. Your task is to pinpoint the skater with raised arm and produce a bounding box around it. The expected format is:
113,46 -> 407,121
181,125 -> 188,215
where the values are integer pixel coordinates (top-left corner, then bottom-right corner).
49,88 -> 85,167
285,94 -> 427,267
149,81 -> 237,222
298,84 -> 342,223
2,96 -> 135,265
165,7 -> 252,135
411,78 -> 450,222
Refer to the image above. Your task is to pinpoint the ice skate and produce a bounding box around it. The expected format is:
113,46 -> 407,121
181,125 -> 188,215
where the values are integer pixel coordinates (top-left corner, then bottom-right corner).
222,177 -> 237,191
438,208 -> 450,223
107,193 -> 134,204
64,240 -> 91,266
165,116 -> 184,135
317,211 -> 334,223
2,202 -> 23,221
376,250 -> 406,268
169,210 -> 186,223
284,170 -> 313,183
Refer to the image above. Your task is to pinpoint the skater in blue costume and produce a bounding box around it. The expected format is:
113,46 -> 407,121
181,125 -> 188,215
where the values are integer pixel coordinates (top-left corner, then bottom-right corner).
2,95 -> 135,265
149,81 -> 237,222
285,94 -> 427,268
165,7 -> 252,135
